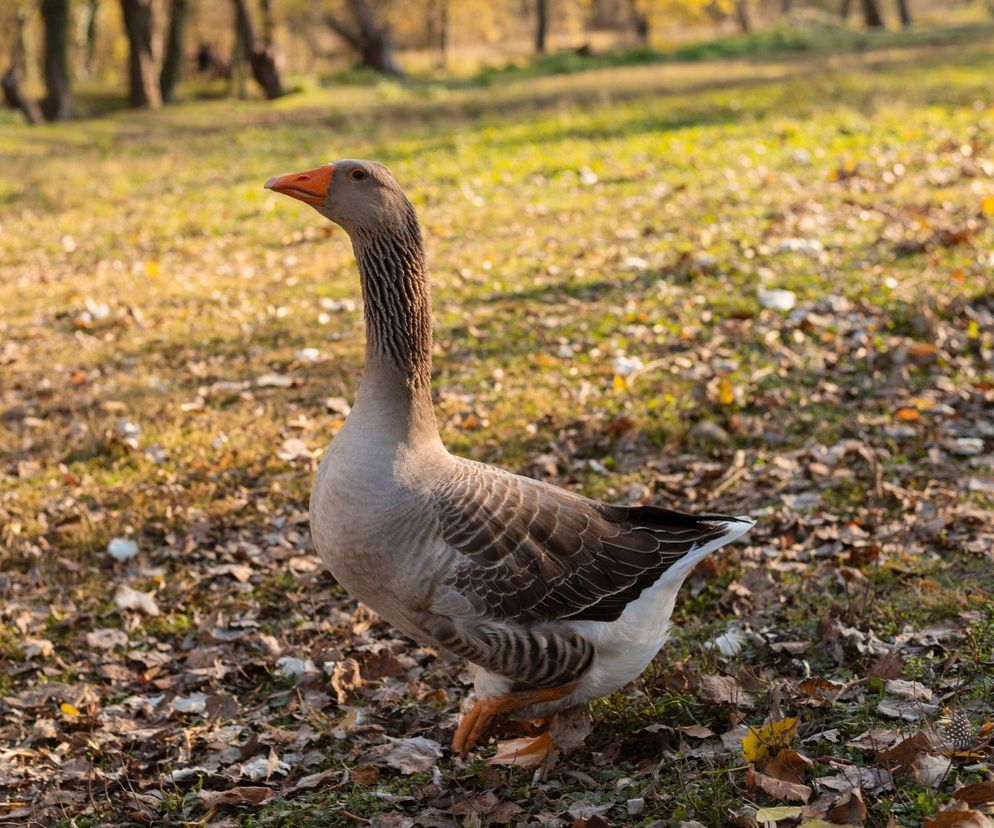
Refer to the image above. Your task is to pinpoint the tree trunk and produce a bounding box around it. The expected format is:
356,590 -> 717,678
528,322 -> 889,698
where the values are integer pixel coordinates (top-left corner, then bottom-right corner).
860,0 -> 885,27
160,0 -> 188,102
3,4 -> 45,124
734,0 -> 752,33
427,0 -> 448,69
627,0 -> 650,44
325,0 -> 405,77
83,0 -> 100,77
40,0 -> 72,120
781,0 -> 793,13
895,0 -> 912,27
535,0 -> 549,54
231,0 -> 284,98
840,0 -> 852,18
121,0 -> 162,108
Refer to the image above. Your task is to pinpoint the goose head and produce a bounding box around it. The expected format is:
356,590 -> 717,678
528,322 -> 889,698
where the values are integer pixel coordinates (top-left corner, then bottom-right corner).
265,159 -> 413,236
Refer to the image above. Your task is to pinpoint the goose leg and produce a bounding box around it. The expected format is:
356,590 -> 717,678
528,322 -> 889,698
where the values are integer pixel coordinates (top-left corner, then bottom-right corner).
452,683 -> 576,756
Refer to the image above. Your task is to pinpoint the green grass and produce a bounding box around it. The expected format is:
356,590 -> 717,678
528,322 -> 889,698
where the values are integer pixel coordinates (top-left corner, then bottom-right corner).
2,23 -> 994,828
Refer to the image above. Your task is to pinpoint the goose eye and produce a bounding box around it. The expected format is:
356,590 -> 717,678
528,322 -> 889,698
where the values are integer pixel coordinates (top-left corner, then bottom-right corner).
351,169 -> 366,181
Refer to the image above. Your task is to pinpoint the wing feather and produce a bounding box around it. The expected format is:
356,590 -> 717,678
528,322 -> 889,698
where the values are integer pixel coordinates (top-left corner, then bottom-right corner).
432,459 -> 752,625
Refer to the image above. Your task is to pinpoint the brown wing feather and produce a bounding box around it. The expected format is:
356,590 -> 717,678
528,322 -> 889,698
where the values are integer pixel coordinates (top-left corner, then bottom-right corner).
432,459 -> 748,625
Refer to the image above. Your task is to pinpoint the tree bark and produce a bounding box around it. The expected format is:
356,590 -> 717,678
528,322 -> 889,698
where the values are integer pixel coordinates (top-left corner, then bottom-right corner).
121,0 -> 162,108
895,0 -> 912,27
40,0 -> 72,120
860,0 -> 885,27
83,0 -> 100,77
781,0 -> 793,13
840,0 -> 852,18
627,0 -> 650,44
3,4 -> 45,124
325,0 -> 404,77
160,0 -> 188,102
734,0 -> 752,33
231,0 -> 284,98
535,0 -> 549,54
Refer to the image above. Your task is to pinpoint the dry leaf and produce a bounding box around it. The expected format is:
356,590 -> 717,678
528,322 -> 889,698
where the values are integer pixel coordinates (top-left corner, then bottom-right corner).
924,802 -> 994,828
764,748 -> 814,785
746,766 -> 812,803
699,674 -> 756,709
362,737 -> 442,775
953,781 -> 994,806
743,717 -> 799,763
114,585 -> 160,616
828,788 -> 867,826
196,786 -> 271,808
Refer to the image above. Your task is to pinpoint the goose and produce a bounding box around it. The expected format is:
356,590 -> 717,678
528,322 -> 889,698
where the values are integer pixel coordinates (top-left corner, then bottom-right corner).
264,160 -> 755,758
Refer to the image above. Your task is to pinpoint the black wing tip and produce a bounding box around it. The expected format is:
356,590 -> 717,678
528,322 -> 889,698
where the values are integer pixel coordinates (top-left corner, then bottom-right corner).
616,504 -> 756,530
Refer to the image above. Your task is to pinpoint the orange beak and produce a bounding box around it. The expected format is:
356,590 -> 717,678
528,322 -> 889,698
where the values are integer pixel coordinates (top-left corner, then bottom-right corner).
264,164 -> 335,205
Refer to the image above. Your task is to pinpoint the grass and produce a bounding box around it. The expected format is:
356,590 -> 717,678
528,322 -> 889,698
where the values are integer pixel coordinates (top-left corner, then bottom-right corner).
2,22 -> 994,828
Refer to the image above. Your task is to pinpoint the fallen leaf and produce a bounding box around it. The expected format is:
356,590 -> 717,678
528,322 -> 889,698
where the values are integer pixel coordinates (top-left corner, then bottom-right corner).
746,766 -> 812,803
114,585 -> 160,616
953,780 -> 994,806
362,736 -> 443,775
196,786 -> 271,808
743,717 -> 799,763
924,802 -> 994,828
764,748 -> 814,785
828,788 -> 867,825
85,628 -> 128,650
699,674 -> 756,709
59,702 -> 81,717
798,677 -> 845,702
755,806 -> 804,823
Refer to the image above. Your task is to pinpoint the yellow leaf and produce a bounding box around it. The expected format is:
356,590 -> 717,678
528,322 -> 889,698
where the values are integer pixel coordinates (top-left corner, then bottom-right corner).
613,374 -> 628,392
968,320 -> 980,340
742,717 -> 799,763
982,195 -> 994,215
718,377 -> 735,406
144,260 -> 161,278
756,806 -> 804,822
60,702 -> 81,717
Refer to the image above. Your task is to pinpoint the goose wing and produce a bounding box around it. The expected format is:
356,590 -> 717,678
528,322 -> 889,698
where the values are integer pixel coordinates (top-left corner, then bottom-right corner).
431,459 -> 753,625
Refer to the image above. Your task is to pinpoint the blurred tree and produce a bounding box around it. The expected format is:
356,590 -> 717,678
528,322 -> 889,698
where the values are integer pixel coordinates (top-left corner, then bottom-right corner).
160,0 -> 189,102
81,0 -> 100,78
325,0 -> 405,76
535,0 -> 549,52
734,0 -> 751,32
2,4 -> 45,124
895,0 -> 911,26
41,0 -> 72,119
231,0 -> 285,97
426,0 -> 448,68
860,0 -> 884,26
121,0 -> 162,108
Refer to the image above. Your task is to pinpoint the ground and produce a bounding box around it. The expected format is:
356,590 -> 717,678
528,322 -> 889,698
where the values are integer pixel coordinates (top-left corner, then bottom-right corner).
1,23 -> 994,828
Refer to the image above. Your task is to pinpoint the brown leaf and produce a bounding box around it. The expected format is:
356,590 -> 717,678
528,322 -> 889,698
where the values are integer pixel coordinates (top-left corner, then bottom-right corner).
489,733 -> 556,768
923,802 -> 994,828
828,788 -> 868,826
197,786 -> 271,808
746,767 -> 813,803
764,748 -> 814,785
698,674 -> 756,708
876,731 -> 933,775
329,657 -> 363,704
866,651 -> 904,681
953,781 -> 994,806
798,677 -> 845,702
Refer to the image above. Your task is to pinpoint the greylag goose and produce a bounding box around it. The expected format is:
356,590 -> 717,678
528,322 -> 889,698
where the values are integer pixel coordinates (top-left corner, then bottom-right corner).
264,160 -> 755,757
